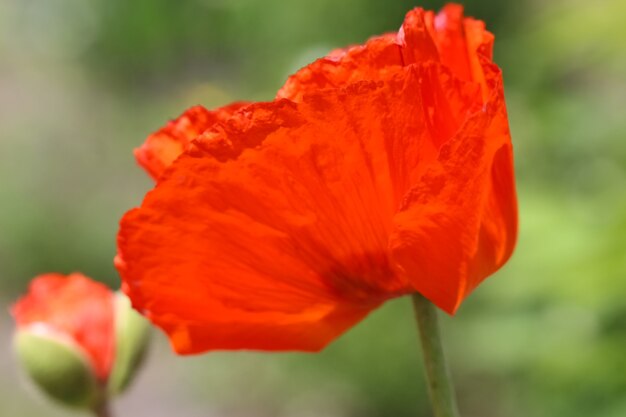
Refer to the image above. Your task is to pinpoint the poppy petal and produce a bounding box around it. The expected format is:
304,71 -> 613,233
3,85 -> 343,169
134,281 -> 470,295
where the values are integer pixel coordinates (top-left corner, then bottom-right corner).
135,102 -> 249,180
389,69 -> 517,314
277,33 -> 402,102
118,66 -> 455,353
386,7 -> 515,313
280,5 -> 495,102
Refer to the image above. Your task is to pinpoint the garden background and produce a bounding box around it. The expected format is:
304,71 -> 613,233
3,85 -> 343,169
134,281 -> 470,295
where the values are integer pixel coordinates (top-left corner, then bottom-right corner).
1,0 -> 625,416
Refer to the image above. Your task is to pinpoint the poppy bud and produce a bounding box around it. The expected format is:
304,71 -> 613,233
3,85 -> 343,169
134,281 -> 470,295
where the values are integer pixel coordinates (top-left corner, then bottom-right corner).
108,291 -> 151,394
11,273 -> 151,410
13,327 -> 100,408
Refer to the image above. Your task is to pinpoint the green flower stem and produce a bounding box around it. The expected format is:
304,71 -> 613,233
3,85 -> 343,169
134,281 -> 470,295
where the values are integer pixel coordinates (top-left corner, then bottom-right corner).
412,293 -> 460,417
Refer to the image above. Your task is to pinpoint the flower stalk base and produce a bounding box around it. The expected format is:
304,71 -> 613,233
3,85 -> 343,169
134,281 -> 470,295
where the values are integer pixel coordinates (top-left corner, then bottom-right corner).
93,400 -> 112,417
412,293 -> 460,417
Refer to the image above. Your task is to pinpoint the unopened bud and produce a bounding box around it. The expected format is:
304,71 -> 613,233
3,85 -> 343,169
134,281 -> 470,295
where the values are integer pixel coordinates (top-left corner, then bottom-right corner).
108,292 -> 151,394
14,327 -> 100,408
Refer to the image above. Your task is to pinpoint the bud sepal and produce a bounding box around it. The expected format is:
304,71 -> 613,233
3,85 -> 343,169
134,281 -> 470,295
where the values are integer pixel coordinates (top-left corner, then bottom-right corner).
14,325 -> 101,409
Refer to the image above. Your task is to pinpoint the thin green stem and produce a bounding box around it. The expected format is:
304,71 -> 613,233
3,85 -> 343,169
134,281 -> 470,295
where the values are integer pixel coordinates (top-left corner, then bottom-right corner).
412,293 -> 460,417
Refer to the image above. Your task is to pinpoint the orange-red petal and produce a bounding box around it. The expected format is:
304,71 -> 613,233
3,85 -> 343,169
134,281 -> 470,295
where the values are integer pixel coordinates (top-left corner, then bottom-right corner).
278,4 -> 495,103
277,33 -> 402,102
11,273 -> 116,381
135,102 -> 249,180
389,72 -> 516,314
117,86 -> 407,353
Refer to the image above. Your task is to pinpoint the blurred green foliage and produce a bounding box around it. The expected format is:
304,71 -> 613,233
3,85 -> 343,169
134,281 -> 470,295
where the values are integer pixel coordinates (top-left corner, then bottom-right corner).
1,0 -> 625,416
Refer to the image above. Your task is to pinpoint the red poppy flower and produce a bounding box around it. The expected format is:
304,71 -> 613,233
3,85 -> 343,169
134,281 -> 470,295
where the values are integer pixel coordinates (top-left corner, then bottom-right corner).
11,273 -> 116,381
116,4 -> 518,354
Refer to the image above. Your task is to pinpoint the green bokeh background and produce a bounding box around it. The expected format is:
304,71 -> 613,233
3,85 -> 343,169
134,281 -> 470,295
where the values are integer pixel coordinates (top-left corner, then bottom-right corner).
1,0 -> 625,416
